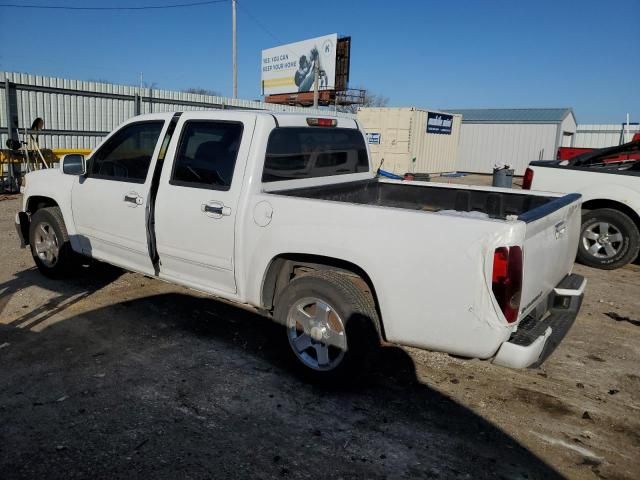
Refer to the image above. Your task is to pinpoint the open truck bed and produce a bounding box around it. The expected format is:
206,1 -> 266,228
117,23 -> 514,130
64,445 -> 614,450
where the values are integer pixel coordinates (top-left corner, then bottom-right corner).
277,178 -> 578,222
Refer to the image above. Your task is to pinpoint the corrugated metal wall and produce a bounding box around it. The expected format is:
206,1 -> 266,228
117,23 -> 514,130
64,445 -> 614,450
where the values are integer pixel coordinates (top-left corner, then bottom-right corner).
456,123 -> 559,175
0,71 -> 355,151
574,124 -> 640,148
357,107 -> 461,174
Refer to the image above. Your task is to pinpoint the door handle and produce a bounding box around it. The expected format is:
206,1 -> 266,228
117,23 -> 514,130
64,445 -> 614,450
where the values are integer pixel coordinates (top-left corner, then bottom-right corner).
202,201 -> 231,218
124,192 -> 143,206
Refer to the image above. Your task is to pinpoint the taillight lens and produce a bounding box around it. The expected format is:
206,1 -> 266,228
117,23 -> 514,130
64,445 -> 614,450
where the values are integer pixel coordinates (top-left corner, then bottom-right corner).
522,168 -> 534,190
492,246 -> 523,323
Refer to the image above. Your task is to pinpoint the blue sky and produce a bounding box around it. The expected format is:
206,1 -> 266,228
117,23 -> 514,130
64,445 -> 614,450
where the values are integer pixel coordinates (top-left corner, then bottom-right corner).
0,0 -> 638,123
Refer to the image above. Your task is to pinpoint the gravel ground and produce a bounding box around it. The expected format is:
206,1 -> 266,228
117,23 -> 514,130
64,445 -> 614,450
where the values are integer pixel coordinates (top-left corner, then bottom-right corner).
0,195 -> 639,480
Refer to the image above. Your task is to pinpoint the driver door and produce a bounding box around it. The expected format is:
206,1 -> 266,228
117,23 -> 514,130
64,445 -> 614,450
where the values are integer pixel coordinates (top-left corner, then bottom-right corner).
71,117 -> 169,274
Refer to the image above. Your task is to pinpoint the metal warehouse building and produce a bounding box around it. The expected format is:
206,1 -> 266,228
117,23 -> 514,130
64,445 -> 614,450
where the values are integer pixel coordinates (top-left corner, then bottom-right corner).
0,71 -> 354,151
445,108 -> 577,175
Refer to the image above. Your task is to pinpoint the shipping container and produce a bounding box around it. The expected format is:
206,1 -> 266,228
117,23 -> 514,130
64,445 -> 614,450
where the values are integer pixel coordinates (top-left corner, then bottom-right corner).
357,107 -> 461,175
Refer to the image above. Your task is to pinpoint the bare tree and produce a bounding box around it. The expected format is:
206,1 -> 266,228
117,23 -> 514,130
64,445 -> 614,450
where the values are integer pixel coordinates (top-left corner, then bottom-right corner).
338,87 -> 389,113
183,87 -> 221,96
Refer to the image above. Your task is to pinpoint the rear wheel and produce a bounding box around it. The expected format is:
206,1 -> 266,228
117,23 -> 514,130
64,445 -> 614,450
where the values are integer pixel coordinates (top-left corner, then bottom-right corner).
274,270 -> 381,383
577,208 -> 640,270
29,207 -> 75,278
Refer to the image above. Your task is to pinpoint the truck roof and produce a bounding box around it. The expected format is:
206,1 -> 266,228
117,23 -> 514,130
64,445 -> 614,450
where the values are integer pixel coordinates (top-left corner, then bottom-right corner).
132,110 -> 359,129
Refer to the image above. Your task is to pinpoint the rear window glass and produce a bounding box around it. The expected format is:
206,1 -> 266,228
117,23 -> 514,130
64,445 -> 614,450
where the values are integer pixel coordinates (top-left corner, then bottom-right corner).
263,127 -> 369,182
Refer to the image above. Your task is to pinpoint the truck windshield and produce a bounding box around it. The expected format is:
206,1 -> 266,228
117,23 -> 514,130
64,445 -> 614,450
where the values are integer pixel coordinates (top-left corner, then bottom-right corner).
263,127 -> 369,182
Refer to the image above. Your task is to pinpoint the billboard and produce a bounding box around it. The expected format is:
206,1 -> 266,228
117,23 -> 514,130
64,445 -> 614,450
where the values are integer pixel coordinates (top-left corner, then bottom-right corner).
261,33 -> 338,96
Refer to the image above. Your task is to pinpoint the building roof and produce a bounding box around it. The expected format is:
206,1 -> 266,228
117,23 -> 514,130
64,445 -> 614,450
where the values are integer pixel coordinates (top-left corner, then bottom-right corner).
443,108 -> 574,123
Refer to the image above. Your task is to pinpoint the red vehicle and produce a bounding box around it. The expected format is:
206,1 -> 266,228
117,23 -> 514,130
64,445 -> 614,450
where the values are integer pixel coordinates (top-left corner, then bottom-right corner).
557,133 -> 640,163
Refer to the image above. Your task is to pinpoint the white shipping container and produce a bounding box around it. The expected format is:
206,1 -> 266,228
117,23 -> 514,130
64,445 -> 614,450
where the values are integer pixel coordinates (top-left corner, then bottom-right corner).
357,107 -> 461,175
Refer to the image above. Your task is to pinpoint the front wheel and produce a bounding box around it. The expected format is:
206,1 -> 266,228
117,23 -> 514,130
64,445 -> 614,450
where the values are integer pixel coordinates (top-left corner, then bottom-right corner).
577,208 -> 640,270
274,270 -> 381,383
29,207 -> 76,278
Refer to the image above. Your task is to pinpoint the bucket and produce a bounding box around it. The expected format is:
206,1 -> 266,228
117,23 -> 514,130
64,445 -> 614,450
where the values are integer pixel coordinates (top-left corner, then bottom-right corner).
492,167 -> 514,188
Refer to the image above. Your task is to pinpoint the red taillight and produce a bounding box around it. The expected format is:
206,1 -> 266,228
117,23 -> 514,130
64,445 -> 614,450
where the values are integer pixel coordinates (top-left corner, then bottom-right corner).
492,246 -> 523,323
522,167 -> 534,190
307,117 -> 337,127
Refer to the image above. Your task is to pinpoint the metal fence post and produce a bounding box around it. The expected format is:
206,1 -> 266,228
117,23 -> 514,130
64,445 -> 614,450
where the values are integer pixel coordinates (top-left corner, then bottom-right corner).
3,80 -> 19,190
4,80 -> 19,142
134,94 -> 141,116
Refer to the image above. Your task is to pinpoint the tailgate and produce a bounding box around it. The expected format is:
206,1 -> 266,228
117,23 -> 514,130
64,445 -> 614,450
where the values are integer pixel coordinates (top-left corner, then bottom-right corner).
518,193 -> 582,319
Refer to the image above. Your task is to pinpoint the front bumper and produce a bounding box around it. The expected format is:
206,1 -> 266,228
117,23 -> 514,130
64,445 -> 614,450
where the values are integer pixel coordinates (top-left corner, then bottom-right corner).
492,273 -> 586,369
15,211 -> 30,248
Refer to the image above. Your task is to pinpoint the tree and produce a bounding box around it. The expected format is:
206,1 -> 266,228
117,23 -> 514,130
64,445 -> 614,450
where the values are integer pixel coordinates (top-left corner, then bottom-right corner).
183,87 -> 221,97
338,86 -> 389,113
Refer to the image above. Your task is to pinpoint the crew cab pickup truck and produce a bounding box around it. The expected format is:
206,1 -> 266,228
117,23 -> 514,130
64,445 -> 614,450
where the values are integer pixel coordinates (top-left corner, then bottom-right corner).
525,139 -> 640,270
15,111 -> 586,381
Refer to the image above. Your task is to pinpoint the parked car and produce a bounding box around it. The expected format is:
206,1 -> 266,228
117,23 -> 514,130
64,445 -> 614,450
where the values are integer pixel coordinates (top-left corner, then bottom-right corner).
524,139 -> 640,269
15,111 -> 586,381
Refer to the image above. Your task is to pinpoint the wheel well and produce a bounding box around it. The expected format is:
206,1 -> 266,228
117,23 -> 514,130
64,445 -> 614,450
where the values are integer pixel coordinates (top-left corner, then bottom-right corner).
261,254 -> 386,339
582,199 -> 640,232
27,196 -> 59,214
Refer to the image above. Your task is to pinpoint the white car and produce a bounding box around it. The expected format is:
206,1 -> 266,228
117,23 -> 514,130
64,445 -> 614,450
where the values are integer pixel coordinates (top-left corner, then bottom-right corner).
15,111 -> 586,381
524,140 -> 640,269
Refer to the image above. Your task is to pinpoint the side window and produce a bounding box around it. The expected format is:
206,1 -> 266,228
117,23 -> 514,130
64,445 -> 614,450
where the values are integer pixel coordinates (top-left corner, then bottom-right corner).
89,121 -> 164,183
171,121 -> 243,191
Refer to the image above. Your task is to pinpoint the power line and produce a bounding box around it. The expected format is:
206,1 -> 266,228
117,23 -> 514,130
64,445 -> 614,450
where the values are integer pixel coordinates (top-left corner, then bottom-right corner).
235,0 -> 284,46
0,1 -> 228,10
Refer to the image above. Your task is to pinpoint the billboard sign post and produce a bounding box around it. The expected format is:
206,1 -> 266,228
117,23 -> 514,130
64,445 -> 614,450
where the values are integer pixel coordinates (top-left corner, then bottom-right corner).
261,34 -> 338,97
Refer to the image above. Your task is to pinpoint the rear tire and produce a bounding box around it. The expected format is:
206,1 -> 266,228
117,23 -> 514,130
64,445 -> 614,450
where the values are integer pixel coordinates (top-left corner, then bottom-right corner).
29,207 -> 75,278
576,208 -> 640,270
274,270 -> 381,383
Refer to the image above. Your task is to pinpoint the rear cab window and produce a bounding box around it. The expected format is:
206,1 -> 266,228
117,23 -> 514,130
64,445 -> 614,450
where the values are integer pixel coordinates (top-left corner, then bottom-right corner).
262,127 -> 369,182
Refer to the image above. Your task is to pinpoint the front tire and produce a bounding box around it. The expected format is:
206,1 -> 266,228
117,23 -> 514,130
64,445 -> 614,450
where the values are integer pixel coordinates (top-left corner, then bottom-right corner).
577,208 -> 640,270
274,270 -> 381,383
29,207 -> 75,278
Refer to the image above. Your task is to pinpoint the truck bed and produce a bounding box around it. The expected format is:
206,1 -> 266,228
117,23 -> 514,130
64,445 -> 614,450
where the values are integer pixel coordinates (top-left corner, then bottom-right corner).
276,179 -> 562,221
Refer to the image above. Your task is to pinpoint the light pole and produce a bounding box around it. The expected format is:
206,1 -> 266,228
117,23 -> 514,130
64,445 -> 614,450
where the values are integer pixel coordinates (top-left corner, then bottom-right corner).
232,0 -> 237,98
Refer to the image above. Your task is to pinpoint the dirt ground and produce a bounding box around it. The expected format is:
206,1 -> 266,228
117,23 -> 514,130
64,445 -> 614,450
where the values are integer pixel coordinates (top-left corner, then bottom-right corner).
1,195 -> 639,480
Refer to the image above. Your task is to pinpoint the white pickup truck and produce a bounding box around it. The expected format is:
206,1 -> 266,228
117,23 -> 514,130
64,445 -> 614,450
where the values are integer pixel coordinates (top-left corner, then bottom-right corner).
525,140 -> 640,270
15,111 -> 586,381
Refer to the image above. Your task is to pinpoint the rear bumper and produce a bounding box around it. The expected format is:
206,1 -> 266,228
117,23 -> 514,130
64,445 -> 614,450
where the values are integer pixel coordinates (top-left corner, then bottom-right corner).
492,273 -> 586,369
15,211 -> 30,248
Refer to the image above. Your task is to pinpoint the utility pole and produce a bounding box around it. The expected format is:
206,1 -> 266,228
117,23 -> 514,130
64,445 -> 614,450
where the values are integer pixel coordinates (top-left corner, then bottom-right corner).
232,0 -> 237,98
313,60 -> 319,108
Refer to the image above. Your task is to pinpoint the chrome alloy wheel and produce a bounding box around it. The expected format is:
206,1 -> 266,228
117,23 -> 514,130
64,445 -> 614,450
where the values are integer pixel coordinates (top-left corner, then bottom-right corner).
286,297 -> 347,371
34,221 -> 60,267
582,222 -> 624,259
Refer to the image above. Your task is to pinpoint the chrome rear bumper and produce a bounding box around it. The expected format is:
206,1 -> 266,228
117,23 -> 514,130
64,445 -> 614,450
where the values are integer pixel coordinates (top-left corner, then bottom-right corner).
493,273 -> 586,369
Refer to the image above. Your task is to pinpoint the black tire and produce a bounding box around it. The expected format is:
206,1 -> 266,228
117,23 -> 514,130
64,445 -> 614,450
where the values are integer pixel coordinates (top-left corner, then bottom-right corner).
577,208 -> 640,270
29,207 -> 75,278
273,270 -> 381,383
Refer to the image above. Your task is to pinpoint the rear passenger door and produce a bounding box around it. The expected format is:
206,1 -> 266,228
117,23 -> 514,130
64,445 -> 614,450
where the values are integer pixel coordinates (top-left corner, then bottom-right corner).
71,117 -> 169,275
154,112 -> 255,294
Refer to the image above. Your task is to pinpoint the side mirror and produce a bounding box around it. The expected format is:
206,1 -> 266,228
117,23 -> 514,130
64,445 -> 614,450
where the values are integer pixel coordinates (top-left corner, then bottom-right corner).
61,154 -> 86,176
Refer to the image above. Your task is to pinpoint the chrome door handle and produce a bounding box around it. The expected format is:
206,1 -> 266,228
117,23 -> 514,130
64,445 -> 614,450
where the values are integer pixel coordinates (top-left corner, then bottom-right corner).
204,204 -> 223,215
124,192 -> 143,206
201,201 -> 231,217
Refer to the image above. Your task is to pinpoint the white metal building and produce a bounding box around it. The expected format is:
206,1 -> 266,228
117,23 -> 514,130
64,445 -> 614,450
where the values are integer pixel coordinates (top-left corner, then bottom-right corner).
357,107 -> 462,174
574,123 -> 640,148
444,108 -> 577,175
